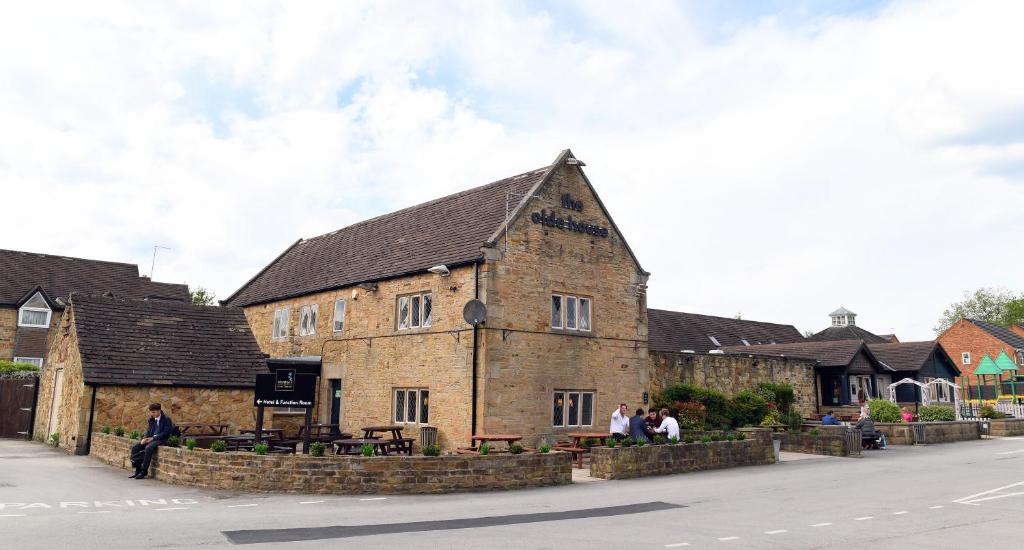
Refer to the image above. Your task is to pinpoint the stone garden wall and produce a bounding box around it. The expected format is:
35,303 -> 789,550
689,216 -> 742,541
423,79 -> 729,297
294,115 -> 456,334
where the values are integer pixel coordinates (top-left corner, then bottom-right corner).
589,438 -> 775,480
988,418 -> 1024,437
90,433 -> 571,494
777,430 -> 862,458
874,421 -> 981,445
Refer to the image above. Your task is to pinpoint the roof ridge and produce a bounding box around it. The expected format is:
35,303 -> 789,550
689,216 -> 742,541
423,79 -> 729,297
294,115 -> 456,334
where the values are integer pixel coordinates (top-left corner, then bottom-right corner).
0,248 -> 140,269
649,308 -> 798,328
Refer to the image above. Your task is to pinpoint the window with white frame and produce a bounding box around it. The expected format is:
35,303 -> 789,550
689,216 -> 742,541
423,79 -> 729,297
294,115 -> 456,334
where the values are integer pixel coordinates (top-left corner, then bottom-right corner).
552,390 -> 594,427
272,308 -> 289,338
393,388 -> 429,424
550,294 -> 591,332
962,352 -> 971,365
333,299 -> 347,333
18,292 -> 51,328
298,304 -> 318,336
397,292 -> 432,330
13,357 -> 43,368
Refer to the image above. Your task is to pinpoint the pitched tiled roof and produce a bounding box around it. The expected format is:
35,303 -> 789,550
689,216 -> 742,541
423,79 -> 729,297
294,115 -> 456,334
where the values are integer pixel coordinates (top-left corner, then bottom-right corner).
648,309 -> 804,353
0,249 -> 189,307
970,319 -> 1024,349
223,166 -> 553,307
71,294 -> 266,387
721,339 -> 874,368
807,325 -> 889,343
867,341 -> 940,372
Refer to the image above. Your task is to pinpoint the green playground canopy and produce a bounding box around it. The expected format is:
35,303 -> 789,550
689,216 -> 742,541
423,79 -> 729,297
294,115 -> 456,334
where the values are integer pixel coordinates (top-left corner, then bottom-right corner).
995,351 -> 1018,371
974,354 -> 1003,375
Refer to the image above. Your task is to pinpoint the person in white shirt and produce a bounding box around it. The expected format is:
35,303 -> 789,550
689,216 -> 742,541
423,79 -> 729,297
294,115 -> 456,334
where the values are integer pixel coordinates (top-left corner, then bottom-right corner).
655,408 -> 680,440
609,403 -> 630,441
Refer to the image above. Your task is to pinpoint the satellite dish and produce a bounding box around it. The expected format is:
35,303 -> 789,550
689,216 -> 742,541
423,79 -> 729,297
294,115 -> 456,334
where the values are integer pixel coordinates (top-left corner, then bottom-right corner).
463,299 -> 487,326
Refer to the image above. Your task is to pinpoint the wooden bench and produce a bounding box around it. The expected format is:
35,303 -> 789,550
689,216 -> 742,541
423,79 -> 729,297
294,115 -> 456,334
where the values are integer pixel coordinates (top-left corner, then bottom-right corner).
553,444 -> 586,468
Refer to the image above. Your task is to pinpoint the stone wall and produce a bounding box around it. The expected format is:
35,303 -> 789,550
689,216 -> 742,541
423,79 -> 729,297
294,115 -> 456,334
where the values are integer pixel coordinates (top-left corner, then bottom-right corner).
33,309 -> 88,453
649,351 -> 817,417
0,307 -> 16,360
589,439 -> 775,480
987,418 -> 1024,437
874,421 -> 981,445
777,430 -> 862,457
90,433 -> 571,494
93,386 -> 259,436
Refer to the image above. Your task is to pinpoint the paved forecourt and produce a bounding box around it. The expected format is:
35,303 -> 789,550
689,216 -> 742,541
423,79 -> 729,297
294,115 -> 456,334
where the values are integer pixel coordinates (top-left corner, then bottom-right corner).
2,437 -> 1024,549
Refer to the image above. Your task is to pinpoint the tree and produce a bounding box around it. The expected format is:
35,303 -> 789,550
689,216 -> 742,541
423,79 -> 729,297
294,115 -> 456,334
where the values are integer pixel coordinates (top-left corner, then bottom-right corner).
190,286 -> 216,306
934,287 -> 1024,334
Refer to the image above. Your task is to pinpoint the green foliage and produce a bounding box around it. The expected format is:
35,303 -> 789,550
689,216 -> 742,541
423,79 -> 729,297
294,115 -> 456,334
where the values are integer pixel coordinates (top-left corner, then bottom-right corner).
166,435 -> 180,448
360,443 -> 375,457
309,442 -> 326,457
979,405 -> 1010,419
49,432 -> 59,447
782,411 -> 804,433
621,437 -> 635,447
423,444 -> 441,456
668,436 -> 679,445
710,433 -> 723,442
868,399 -> 902,423
210,440 -> 228,452
478,442 -> 491,455
808,429 -> 820,436
656,384 -> 731,429
100,426 -> 111,434
0,360 -> 40,374
700,435 -> 712,443
539,443 -> 551,453
760,409 -> 784,426
128,430 -> 141,440
606,438 -> 617,448
757,383 -> 795,413
253,442 -> 269,455
113,426 -> 125,437
683,435 -> 695,444
653,435 -> 667,445
674,401 -> 707,431
635,438 -> 646,447
579,437 -> 591,448
185,438 -> 197,451
509,442 -> 524,455
725,432 -> 736,441
919,406 -> 956,422
934,287 -> 1024,334
728,390 -> 769,427
735,432 -> 747,441
189,286 -> 217,306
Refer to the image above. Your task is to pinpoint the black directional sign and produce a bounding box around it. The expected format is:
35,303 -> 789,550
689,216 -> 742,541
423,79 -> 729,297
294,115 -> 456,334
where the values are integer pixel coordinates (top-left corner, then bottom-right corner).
254,372 -> 315,408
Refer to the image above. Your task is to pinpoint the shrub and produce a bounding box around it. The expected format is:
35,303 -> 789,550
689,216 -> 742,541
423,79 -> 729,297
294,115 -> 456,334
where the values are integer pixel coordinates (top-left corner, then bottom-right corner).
673,401 -> 707,431
621,437 -> 635,447
309,442 -> 326,457
113,426 -> 125,437
166,435 -> 181,448
210,440 -> 228,452
0,360 -> 40,375
509,442 -> 524,454
757,383 -> 795,413
657,384 -> 731,429
635,438 -> 647,447
868,399 -> 902,423
49,432 -> 59,447
782,411 -> 804,433
761,409 -> 784,426
100,426 -> 111,435
653,435 -> 667,445
808,429 -> 820,436
539,443 -> 551,453
668,435 -> 679,445
606,438 -> 617,448
729,390 -> 769,428
185,438 -> 197,451
735,432 -> 747,441
725,432 -> 736,441
700,435 -> 712,443
710,433 -> 723,442
128,430 -> 141,440
579,437 -> 591,448
684,435 -> 695,444
360,443 -> 375,457
919,405 -> 956,422
423,444 -> 441,456
979,405 -> 1010,419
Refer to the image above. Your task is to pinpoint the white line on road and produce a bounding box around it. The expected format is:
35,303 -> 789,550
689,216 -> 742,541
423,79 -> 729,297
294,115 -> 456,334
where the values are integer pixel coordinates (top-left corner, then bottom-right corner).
929,505 -> 944,509
299,500 -> 324,504
152,507 -> 188,511
227,504 -> 258,508
996,449 -> 1024,455
962,491 -> 1024,505
717,536 -> 739,541
360,497 -> 387,501
953,481 -> 1024,503
811,522 -> 832,527
664,543 -> 690,548
854,516 -> 874,521
765,529 -> 787,534
893,511 -> 909,515
0,514 -> 26,517
78,511 -> 111,514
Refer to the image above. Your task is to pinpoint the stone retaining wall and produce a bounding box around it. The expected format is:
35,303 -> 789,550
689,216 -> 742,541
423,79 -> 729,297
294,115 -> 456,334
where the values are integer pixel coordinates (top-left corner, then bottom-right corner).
589,439 -> 774,480
777,431 -> 861,458
874,421 -> 981,445
89,433 -> 571,494
989,418 -> 1024,437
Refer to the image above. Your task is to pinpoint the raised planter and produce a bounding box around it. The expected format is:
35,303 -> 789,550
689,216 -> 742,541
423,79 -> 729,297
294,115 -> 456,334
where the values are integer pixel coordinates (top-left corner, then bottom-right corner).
89,433 -> 571,494
589,438 -> 774,480
988,418 -> 1024,437
777,430 -> 861,458
874,421 -> 981,445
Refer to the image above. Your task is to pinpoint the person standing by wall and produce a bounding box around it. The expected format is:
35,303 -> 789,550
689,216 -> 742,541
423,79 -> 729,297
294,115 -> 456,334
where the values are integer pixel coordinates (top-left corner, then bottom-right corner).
609,403 -> 629,441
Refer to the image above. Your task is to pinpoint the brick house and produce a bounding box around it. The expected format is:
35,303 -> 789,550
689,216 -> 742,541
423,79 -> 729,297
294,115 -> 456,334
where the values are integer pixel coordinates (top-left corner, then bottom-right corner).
646,309 -> 819,416
937,318 -> 1024,390
34,294 -> 267,454
0,249 -> 188,368
223,150 -> 650,449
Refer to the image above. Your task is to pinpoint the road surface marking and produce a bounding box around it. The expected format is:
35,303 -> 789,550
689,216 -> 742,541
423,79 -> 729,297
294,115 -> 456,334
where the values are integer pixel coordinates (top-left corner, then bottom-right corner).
811,523 -> 832,527
995,449 -> 1024,455
893,511 -> 909,515
664,543 -> 690,548
78,511 -> 111,514
299,500 -> 325,505
961,491 -> 1024,505
953,481 -> 1024,503
0,514 -> 26,517
153,507 -> 189,511
929,505 -> 944,509
360,497 -> 387,501
854,516 -> 873,521
228,504 -> 258,508
717,536 -> 739,541
765,529 -> 787,534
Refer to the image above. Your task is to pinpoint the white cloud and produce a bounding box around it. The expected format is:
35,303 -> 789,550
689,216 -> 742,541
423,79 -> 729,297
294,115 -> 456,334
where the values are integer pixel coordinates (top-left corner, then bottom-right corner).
1,0 -> 1022,339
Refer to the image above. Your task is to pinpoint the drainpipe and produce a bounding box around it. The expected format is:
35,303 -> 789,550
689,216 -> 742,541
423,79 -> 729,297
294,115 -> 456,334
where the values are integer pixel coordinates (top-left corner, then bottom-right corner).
84,385 -> 97,455
471,261 -> 480,437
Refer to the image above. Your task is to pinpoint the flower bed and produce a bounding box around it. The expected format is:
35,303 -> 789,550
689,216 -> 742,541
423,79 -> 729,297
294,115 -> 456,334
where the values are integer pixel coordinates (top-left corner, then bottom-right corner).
589,437 -> 774,480
89,433 -> 571,494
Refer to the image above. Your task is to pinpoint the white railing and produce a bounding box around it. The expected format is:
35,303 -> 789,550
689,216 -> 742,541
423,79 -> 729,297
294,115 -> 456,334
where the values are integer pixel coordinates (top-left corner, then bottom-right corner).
996,402 -> 1024,418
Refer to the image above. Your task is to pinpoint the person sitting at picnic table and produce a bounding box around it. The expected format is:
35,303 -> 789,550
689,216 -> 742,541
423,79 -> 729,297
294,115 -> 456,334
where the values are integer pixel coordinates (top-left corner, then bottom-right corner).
609,403 -> 630,441
628,408 -> 651,443
855,411 -> 880,449
130,403 -> 174,479
644,407 -> 662,435
901,407 -> 914,423
821,411 -> 839,425
654,408 -> 680,440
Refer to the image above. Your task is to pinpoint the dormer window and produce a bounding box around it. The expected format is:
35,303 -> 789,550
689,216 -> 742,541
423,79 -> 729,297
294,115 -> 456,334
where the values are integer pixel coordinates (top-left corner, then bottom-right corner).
18,292 -> 51,328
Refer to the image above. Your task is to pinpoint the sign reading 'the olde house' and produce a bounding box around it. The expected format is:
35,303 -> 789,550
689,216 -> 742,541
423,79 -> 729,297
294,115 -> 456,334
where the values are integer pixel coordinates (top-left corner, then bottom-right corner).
531,193 -> 609,238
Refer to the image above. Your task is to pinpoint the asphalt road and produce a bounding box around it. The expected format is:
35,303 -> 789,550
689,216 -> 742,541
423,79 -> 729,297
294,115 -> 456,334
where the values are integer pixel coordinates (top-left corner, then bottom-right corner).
2,436 -> 1023,549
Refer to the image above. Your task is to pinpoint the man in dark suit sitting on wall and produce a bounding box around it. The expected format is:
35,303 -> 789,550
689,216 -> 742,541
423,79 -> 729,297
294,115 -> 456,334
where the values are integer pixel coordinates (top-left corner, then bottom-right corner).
130,403 -> 174,479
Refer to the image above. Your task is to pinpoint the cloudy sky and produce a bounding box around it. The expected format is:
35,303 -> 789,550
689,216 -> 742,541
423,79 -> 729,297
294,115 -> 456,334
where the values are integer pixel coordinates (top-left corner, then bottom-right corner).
2,1 -> 1021,340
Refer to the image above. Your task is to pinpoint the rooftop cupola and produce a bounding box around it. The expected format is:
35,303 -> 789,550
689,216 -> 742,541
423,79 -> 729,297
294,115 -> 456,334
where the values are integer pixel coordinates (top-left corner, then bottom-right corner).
829,306 -> 856,327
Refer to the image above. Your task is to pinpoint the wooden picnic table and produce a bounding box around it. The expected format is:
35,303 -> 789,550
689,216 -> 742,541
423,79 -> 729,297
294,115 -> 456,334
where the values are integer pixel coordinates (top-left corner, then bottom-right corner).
361,425 -> 405,440
239,428 -> 285,441
176,422 -> 231,436
334,438 -> 391,456
471,434 -> 522,451
566,432 -> 610,447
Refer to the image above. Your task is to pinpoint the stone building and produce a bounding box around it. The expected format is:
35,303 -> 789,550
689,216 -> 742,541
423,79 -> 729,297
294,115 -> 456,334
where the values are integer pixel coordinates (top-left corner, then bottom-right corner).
0,248 -> 188,368
938,318 -> 1024,390
34,294 -> 266,454
223,150 -> 650,449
